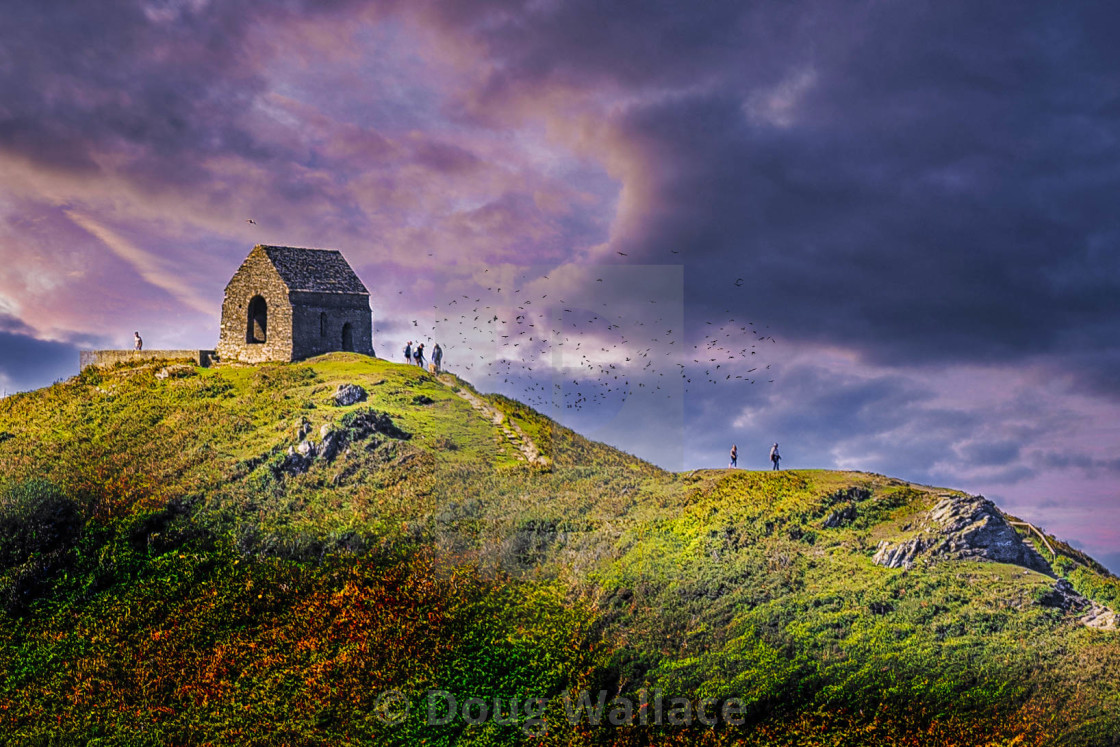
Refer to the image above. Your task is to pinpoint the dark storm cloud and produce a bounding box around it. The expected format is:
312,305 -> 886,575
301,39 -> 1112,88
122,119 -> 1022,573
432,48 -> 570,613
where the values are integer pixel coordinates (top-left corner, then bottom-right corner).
436,0 -> 1120,391
0,0 -> 372,182
962,440 -> 1022,468
442,0 -> 804,101
0,331 -> 76,393
1034,451 -> 1120,476
2,0 -> 248,173
615,65 -> 1120,370
7,0 -> 1120,383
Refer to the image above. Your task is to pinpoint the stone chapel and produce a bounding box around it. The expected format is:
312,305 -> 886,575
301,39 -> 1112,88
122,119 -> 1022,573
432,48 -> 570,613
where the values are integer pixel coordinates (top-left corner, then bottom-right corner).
216,244 -> 374,363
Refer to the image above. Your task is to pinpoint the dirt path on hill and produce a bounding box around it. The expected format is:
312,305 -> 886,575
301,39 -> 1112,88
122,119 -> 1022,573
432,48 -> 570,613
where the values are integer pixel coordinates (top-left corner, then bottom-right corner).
437,374 -> 549,467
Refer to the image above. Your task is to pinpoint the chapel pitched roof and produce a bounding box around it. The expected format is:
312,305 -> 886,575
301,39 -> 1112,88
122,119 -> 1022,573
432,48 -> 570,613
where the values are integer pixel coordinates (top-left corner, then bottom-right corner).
258,245 -> 369,294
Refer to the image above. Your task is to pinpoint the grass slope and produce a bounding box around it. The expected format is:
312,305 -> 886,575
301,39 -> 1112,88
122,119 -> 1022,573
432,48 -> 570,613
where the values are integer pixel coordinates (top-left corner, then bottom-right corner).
0,353 -> 1117,746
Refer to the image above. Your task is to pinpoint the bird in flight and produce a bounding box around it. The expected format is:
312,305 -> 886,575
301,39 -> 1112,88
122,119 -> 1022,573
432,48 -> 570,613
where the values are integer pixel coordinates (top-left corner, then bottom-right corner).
246,219 -> 256,225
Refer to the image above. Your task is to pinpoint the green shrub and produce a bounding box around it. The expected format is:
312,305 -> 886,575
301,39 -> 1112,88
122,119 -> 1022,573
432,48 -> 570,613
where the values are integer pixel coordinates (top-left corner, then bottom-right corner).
1065,565 -> 1120,610
0,480 -> 83,568
76,367 -> 103,386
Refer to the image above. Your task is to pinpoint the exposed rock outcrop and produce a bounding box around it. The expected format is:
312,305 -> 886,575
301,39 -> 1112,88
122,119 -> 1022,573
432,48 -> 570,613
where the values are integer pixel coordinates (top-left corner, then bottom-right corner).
274,408 -> 410,476
1081,603 -> 1118,631
1038,579 -> 1090,612
822,504 -> 858,528
333,383 -> 367,406
873,493 -> 1051,574
873,495 -> 1118,630
828,486 -> 873,504
1036,579 -> 1117,630
318,424 -> 344,461
339,409 -> 411,441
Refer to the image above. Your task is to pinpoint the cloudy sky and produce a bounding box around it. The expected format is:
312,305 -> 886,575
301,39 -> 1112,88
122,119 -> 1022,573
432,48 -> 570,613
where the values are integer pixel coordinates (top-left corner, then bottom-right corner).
2,0 -> 1119,571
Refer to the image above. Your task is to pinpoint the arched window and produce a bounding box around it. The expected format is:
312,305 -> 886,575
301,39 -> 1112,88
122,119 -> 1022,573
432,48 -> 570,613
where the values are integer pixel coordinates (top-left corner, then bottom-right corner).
246,295 -> 267,344
341,322 -> 354,352
320,312 -> 328,337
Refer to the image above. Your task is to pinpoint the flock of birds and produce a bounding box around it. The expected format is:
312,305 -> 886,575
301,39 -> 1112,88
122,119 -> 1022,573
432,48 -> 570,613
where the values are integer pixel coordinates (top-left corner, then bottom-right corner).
398,276 -> 776,413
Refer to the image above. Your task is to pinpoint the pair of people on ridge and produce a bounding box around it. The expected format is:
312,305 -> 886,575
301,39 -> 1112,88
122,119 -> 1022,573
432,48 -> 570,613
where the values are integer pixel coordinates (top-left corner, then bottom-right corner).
727,443 -> 780,469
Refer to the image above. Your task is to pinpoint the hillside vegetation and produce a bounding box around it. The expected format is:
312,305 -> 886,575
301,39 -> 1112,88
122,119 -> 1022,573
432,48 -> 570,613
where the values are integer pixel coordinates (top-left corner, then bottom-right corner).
0,353 -> 1117,745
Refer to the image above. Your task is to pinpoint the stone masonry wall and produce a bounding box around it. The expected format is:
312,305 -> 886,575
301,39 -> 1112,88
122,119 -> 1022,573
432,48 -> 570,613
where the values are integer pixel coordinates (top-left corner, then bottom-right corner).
216,247 -> 294,363
80,350 -> 215,370
289,291 -> 374,360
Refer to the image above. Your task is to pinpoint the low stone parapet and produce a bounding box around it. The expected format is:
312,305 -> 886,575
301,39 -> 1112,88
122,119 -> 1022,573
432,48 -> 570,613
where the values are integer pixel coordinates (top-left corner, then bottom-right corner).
79,350 -> 216,370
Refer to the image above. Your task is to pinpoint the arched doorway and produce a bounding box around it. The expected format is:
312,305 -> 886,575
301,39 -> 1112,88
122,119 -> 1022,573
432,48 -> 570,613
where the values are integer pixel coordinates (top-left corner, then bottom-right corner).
247,296 -> 267,344
341,322 -> 354,352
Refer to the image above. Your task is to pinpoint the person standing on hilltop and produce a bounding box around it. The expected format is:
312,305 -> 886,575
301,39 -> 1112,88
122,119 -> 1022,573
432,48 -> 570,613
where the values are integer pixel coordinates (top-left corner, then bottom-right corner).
729,444 -> 737,468
404,341 -> 412,365
414,343 -> 425,369
770,443 -> 781,470
134,332 -> 143,351
432,343 -> 443,373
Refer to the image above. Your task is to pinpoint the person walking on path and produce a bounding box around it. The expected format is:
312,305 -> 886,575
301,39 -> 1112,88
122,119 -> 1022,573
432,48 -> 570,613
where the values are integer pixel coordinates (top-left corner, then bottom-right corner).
432,343 -> 443,373
404,341 -> 412,365
729,444 -> 738,468
770,443 -> 781,470
134,332 -> 143,351
414,343 -> 425,369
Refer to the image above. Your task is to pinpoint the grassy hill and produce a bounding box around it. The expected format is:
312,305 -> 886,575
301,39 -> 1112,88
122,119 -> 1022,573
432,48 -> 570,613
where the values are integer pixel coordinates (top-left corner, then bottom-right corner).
0,353 -> 1117,745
